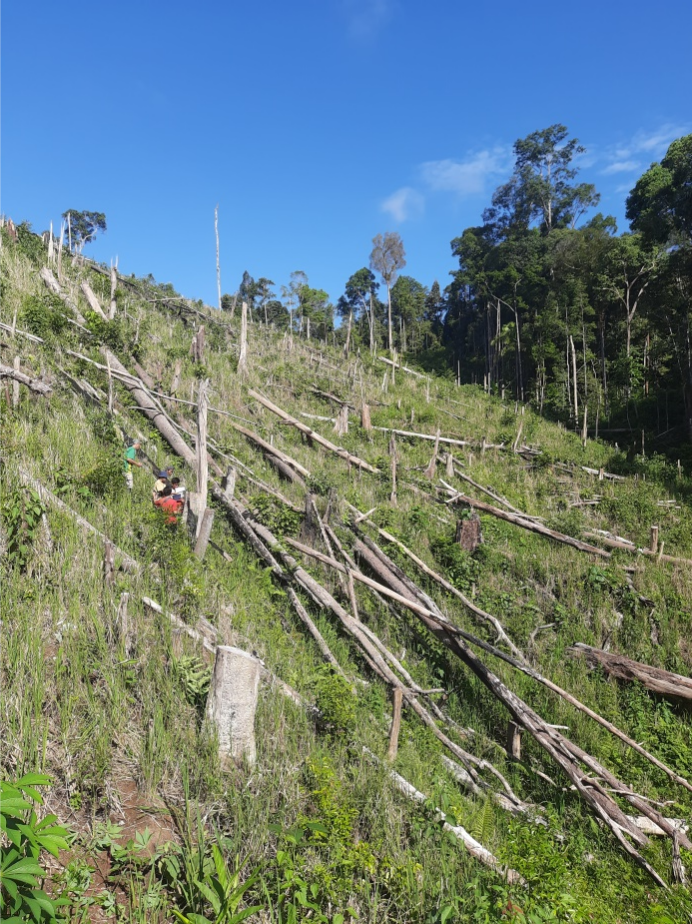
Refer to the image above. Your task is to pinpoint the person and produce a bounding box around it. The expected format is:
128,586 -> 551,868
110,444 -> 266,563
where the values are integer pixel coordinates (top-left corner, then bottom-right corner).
171,477 -> 186,501
153,470 -> 170,499
123,440 -> 142,490
154,484 -> 184,524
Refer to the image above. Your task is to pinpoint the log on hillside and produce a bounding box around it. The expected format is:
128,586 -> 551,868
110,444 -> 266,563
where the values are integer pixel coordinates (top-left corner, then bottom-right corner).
80,280 -> 108,320
0,363 -> 52,395
39,267 -> 86,323
11,464 -> 139,572
363,749 -> 525,885
224,418 -> 311,479
371,425 -> 502,450
103,350 -> 197,469
378,356 -> 427,379
445,487 -> 610,558
568,644 -> 692,701
248,389 -> 379,473
583,530 -> 692,567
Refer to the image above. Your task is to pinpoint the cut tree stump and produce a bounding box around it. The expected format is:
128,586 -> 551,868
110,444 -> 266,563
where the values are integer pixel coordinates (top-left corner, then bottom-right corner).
205,646 -> 261,766
456,514 -> 483,552
194,508 -> 215,560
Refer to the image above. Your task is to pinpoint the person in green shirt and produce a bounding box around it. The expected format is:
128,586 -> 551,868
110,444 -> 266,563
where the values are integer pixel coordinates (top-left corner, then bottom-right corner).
123,440 -> 142,489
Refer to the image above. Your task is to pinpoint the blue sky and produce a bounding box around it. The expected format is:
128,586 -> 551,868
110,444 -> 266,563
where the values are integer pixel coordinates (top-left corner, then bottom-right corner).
3,0 -> 691,309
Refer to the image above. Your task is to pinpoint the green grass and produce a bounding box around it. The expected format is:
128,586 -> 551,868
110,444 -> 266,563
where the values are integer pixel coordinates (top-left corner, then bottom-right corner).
1,238 -> 692,921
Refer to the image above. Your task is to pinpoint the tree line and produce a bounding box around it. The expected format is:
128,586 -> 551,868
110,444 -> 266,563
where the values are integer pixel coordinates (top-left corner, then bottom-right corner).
224,127 -> 692,447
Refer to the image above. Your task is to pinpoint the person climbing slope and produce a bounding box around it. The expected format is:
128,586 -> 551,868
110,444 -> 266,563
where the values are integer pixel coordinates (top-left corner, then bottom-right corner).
123,440 -> 143,490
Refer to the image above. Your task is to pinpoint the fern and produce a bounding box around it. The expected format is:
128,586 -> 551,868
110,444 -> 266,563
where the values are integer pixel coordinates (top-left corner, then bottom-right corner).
469,795 -> 495,845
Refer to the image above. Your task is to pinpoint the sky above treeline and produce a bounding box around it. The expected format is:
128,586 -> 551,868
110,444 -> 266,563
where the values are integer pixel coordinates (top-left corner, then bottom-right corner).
3,0 -> 691,309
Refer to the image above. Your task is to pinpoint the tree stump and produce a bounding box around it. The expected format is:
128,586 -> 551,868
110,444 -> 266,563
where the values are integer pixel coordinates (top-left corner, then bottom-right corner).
194,508 -> 215,560
456,514 -> 482,552
205,646 -> 261,766
361,403 -> 372,431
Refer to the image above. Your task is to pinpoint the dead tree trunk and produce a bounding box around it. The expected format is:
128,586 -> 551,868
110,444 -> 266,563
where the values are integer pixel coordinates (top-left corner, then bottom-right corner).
215,204 -> 222,311
206,646 -> 261,765
0,362 -> 53,398
568,643 -> 692,701
238,302 -> 249,377
195,378 -> 209,534
194,508 -> 215,560
361,403 -> 372,431
80,280 -> 108,320
423,429 -> 441,479
109,260 -> 118,319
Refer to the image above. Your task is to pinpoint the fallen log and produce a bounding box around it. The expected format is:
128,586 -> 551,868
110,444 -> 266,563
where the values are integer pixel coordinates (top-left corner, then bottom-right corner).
210,486 -> 350,682
80,280 -> 108,320
248,389 -> 379,473
0,363 -> 52,395
583,531 -> 692,566
11,464 -> 138,572
343,502 -> 525,661
568,644 -> 692,702
377,356 -> 427,379
371,425 -> 503,450
445,487 -> 610,559
39,267 -> 87,323
450,467 -> 543,521
285,535 -> 686,883
364,749 -> 525,885
223,418 -> 311,479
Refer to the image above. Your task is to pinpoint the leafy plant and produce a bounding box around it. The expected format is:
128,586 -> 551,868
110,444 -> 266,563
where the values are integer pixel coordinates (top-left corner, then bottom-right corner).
0,774 -> 70,923
173,656 -> 212,710
1,488 -> 46,571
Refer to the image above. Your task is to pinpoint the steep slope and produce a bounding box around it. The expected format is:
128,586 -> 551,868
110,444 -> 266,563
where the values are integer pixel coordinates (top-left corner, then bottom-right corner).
2,225 -> 692,923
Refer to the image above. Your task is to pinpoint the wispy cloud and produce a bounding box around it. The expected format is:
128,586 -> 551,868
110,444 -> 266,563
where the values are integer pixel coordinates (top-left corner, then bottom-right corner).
381,187 -> 424,223
342,0 -> 394,40
601,160 -> 640,175
605,123 -> 691,170
420,147 -> 511,198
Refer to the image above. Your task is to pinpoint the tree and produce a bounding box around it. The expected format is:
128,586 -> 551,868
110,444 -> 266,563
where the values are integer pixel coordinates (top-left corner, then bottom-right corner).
485,125 -> 599,237
627,134 -> 692,439
391,275 -> 427,353
339,268 -> 379,354
61,210 -> 107,253
370,232 -> 406,354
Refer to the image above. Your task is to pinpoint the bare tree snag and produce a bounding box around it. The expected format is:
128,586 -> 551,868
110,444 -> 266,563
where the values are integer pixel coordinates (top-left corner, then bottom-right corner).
361,403 -> 372,431
423,430 -> 441,479
238,302 -> 249,377
109,261 -> 118,319
650,525 -> 659,554
206,646 -> 261,765
194,508 -> 215,560
582,529 -> 691,565
170,360 -> 182,397
117,592 -> 131,655
248,389 -> 379,473
80,280 -> 108,320
506,721 -> 523,760
104,539 -> 116,586
387,688 -> 403,761
196,325 -> 205,363
0,362 -> 52,398
215,204 -> 221,311
57,221 -> 64,281
12,357 -> 20,407
389,434 -> 397,505
195,378 -> 209,532
568,643 -> 692,701
222,466 -> 237,501
333,404 -> 349,437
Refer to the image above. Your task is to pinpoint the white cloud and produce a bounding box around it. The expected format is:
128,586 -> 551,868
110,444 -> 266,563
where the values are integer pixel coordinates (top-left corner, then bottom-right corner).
342,0 -> 394,40
420,147 -> 511,198
380,186 -> 424,223
607,123 -> 691,166
601,160 -> 640,175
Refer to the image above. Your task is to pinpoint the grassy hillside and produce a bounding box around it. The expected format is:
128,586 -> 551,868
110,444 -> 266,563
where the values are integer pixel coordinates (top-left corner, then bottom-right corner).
2,226 -> 692,923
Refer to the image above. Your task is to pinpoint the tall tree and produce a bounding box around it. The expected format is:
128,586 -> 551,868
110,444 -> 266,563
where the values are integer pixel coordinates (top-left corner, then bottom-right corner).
485,125 -> 599,237
339,268 -> 379,354
61,210 -> 107,253
627,134 -> 692,439
370,232 -> 406,354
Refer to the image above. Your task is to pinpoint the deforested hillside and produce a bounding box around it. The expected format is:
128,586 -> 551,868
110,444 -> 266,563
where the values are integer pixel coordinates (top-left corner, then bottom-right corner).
2,224 -> 692,924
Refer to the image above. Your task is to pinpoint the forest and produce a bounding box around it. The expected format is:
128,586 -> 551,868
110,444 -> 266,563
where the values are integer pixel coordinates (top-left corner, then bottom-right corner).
227,127 -> 692,453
